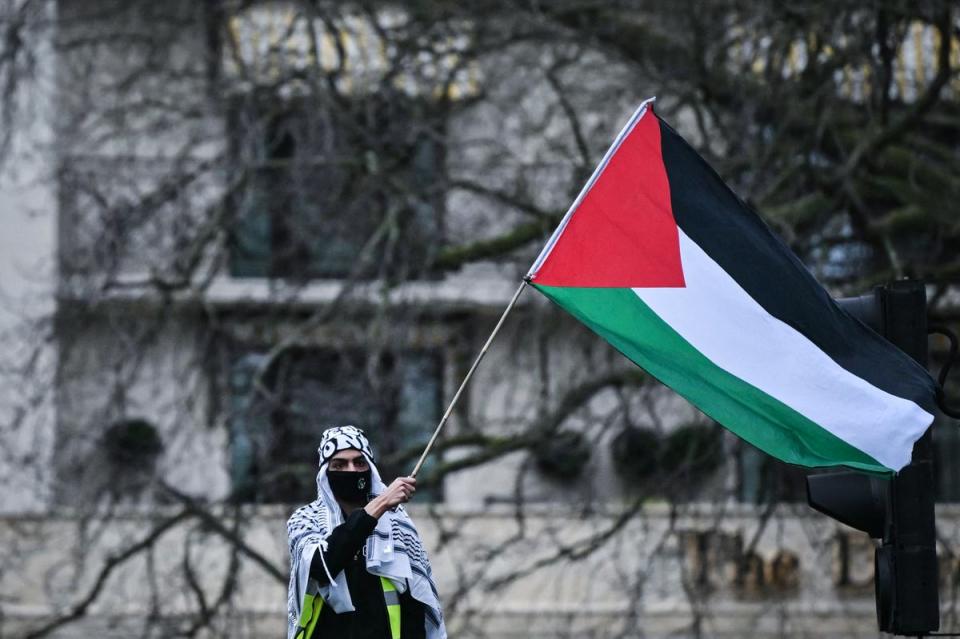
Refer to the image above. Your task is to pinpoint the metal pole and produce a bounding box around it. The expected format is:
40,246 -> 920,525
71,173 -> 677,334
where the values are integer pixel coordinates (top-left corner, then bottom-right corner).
410,280 -> 528,477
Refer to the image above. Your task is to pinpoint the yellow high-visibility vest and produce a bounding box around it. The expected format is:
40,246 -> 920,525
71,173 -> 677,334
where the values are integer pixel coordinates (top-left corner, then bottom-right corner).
295,576 -> 402,639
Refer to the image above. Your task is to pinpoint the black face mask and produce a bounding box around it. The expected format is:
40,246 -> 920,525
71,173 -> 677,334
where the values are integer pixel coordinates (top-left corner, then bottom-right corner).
327,469 -> 372,504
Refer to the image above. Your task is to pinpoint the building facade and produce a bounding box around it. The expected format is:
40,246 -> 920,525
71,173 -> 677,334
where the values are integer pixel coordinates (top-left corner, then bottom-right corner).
2,1 -> 960,637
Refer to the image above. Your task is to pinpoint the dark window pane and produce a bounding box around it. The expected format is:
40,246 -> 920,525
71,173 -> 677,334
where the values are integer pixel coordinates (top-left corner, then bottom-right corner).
229,202 -> 272,278
226,92 -> 444,281
228,346 -> 442,504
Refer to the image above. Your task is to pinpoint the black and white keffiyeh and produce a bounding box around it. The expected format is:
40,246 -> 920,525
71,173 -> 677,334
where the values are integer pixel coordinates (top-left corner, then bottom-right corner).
286,426 -> 446,639
317,425 -> 374,466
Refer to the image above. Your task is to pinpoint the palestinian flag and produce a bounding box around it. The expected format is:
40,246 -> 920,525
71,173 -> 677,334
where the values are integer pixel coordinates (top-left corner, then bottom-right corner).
527,99 -> 937,474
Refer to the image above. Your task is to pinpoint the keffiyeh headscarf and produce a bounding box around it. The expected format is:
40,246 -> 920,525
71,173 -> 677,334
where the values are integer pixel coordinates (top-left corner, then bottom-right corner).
286,426 -> 446,639
317,425 -> 374,466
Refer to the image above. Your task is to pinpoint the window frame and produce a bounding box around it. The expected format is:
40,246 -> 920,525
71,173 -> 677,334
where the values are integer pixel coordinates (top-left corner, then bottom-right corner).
225,337 -> 446,504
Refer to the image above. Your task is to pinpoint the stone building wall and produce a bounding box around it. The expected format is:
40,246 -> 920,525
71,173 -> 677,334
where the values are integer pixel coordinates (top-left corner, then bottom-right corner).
6,505 -> 960,638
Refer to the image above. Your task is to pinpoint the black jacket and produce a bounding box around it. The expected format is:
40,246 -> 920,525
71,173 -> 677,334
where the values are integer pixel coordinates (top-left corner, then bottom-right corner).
309,509 -> 426,639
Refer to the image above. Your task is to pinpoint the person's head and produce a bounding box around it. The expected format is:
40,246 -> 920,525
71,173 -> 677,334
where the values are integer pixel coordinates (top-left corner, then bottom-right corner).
318,425 -> 376,506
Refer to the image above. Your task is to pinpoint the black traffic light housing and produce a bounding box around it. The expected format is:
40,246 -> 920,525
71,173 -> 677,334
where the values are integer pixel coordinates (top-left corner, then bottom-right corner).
806,280 -> 939,635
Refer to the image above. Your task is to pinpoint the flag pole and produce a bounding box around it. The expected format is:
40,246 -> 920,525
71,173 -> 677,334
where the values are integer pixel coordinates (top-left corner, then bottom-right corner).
410,280 -> 528,478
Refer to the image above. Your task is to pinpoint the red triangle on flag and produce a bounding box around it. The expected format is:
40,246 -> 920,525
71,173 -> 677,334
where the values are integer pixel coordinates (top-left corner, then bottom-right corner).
530,107 -> 685,289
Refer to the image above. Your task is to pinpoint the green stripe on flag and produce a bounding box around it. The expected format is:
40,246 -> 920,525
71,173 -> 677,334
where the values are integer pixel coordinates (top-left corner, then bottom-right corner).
533,284 -> 889,473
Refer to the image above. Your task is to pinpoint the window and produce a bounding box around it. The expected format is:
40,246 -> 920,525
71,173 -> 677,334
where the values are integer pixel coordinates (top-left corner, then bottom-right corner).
228,346 -> 442,504
226,90 -> 445,281
218,3 -> 473,282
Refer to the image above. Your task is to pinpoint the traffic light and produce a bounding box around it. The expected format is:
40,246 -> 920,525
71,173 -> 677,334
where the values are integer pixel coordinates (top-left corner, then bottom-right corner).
806,280 -> 939,635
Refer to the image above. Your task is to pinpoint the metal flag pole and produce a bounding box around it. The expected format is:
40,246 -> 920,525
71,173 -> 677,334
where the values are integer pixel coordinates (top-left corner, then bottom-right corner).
410,280 -> 528,477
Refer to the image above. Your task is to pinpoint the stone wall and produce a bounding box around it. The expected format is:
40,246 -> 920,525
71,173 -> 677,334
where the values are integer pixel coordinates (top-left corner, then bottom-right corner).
6,504 -> 960,638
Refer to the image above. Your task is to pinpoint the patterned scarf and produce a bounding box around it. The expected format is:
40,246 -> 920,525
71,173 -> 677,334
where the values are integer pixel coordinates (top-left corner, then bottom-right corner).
286,426 -> 446,639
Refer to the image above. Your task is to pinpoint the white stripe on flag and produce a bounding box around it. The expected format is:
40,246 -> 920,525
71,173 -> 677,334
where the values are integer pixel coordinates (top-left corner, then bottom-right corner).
634,231 -> 933,471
